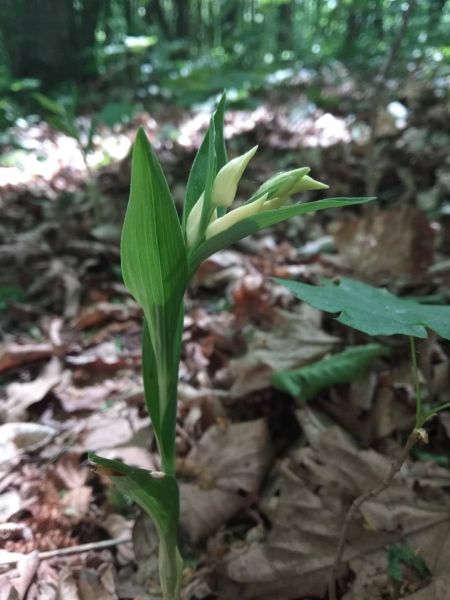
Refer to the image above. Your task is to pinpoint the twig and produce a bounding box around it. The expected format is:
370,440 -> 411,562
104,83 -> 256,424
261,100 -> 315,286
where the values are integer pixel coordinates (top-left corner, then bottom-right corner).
0,535 -> 132,567
328,428 -> 422,600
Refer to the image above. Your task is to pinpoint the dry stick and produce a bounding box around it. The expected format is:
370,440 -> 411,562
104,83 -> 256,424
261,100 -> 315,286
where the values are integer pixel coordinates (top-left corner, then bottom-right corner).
0,536 -> 132,567
327,428 -> 422,600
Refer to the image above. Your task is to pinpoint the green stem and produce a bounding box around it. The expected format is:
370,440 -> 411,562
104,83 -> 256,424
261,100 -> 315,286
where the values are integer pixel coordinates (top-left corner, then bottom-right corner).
159,537 -> 183,600
409,336 -> 422,427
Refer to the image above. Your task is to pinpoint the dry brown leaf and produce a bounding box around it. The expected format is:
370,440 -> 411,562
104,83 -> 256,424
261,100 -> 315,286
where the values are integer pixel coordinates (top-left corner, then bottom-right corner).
344,514 -> 450,599
0,342 -> 55,374
76,403 -> 149,452
56,564 -> 118,600
0,423 -> 56,467
52,453 -> 89,490
61,486 -> 92,519
228,306 -> 338,399
222,426 -> 450,599
3,357 -> 63,421
73,301 -> 140,330
65,341 -> 139,372
97,446 -> 156,471
1,551 -> 39,600
180,419 -> 272,543
0,491 -> 23,523
189,249 -> 247,288
56,374 -> 136,413
131,512 -> 159,587
332,205 -> 434,284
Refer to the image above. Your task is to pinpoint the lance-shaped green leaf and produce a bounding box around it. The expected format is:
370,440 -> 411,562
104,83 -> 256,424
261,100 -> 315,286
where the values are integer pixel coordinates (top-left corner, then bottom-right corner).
121,128 -> 188,472
188,196 -> 374,276
88,453 -> 182,600
182,93 -> 227,229
273,344 -> 387,400
273,277 -> 450,340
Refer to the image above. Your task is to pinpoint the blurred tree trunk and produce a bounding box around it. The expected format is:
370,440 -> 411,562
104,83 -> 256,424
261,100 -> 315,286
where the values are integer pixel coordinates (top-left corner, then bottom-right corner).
125,0 -> 138,35
78,0 -> 101,76
428,0 -> 446,32
278,1 -> 294,50
0,0 -> 100,82
175,0 -> 189,38
374,0 -> 384,40
221,0 -> 239,35
146,0 -> 171,39
341,1 -> 371,57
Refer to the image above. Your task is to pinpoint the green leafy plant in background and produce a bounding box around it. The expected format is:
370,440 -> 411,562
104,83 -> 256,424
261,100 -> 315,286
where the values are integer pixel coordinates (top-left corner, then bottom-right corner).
272,343 -> 387,401
33,90 -> 136,225
88,93 -> 373,599
273,276 -> 450,600
274,277 -> 450,428
388,541 -> 431,589
33,91 -> 136,174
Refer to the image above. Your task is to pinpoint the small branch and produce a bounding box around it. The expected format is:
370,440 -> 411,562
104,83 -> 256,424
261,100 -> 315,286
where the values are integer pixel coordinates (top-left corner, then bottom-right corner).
0,536 -> 132,567
328,428 -> 422,600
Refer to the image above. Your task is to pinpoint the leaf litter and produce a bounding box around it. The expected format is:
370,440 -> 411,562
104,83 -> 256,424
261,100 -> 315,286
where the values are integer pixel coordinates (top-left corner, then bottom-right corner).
0,85 -> 449,599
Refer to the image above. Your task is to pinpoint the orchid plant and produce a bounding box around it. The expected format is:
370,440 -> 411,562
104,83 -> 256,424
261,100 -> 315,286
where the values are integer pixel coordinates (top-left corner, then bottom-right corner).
89,93 -> 373,599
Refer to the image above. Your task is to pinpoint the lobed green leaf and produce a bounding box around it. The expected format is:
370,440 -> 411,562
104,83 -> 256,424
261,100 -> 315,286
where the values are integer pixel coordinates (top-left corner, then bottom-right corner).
273,277 -> 450,340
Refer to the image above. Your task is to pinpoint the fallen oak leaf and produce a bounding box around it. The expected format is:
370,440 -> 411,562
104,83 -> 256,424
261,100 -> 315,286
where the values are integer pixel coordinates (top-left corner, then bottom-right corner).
221,426 -> 450,600
331,205 -> 434,285
180,419 -> 272,543
3,357 -> 63,421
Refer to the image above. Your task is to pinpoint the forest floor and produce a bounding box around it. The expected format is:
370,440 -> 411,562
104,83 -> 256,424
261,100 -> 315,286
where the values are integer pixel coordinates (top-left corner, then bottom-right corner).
1,78 -> 450,600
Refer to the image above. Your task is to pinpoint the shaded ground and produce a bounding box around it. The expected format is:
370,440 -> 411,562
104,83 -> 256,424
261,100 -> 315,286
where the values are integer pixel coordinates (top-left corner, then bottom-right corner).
1,79 -> 450,599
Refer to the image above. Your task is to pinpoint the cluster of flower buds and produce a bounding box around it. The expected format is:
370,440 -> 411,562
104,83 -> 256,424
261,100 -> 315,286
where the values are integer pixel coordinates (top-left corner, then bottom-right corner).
186,146 -> 328,249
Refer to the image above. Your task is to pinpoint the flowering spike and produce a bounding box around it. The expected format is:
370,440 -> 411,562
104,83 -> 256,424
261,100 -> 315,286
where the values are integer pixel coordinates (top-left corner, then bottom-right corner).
211,145 -> 258,208
206,193 -> 268,239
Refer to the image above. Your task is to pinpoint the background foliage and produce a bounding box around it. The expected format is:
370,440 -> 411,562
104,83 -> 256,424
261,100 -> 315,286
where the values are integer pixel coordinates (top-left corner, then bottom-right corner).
1,0 -> 449,120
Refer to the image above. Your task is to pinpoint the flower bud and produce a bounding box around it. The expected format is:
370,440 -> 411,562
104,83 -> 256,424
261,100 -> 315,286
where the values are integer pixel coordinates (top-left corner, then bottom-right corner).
211,146 -> 258,208
263,196 -> 287,210
289,175 -> 329,194
206,193 -> 268,240
186,192 -> 204,249
256,167 -> 310,201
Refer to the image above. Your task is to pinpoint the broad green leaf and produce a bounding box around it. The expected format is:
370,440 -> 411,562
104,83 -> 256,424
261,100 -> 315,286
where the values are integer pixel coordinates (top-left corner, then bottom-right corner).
272,344 -> 386,400
88,453 -> 179,539
88,453 -> 182,599
121,128 -> 188,472
273,277 -> 450,340
182,93 -> 226,229
188,196 -> 374,276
